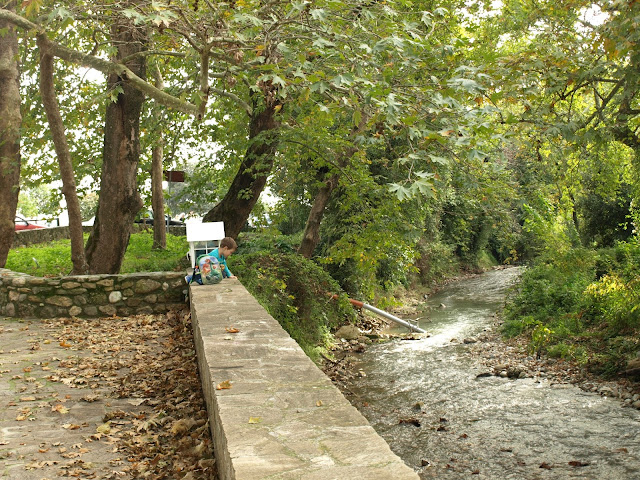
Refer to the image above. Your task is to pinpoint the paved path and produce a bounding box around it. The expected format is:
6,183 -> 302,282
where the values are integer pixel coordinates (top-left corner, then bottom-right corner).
1,313 -> 215,480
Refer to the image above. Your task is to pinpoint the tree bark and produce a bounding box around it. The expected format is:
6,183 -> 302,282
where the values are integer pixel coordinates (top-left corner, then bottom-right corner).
37,35 -> 89,274
203,89 -> 280,238
0,0 -> 21,268
85,15 -> 147,274
297,174 -> 339,258
297,117 -> 366,258
151,67 -> 166,250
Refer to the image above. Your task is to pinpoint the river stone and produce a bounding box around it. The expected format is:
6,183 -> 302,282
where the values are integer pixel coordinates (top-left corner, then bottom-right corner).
335,325 -> 361,340
109,291 -> 123,303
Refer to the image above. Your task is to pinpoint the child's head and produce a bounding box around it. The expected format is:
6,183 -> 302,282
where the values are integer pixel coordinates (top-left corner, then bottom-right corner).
219,237 -> 237,257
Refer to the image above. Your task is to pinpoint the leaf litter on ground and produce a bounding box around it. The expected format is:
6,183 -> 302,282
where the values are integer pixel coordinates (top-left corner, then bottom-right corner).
1,308 -> 216,480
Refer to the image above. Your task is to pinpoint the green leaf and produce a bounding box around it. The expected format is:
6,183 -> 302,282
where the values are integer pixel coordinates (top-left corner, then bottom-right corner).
310,81 -> 330,94
389,183 -> 411,201
352,109 -> 362,127
428,155 -> 449,165
421,11 -> 433,27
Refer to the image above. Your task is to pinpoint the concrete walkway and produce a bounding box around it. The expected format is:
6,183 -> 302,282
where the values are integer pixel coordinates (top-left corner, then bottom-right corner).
189,281 -> 419,480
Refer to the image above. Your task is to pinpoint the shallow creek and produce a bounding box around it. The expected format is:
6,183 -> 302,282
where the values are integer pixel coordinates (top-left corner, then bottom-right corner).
343,268 -> 640,479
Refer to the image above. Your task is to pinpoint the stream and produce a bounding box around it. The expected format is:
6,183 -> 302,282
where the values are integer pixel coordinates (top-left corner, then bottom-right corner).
343,268 -> 640,479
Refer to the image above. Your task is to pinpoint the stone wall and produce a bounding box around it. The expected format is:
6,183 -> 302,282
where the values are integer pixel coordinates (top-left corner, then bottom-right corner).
0,269 -> 187,319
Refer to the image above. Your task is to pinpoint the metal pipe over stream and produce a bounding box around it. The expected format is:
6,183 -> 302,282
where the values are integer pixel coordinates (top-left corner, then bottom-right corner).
332,295 -> 426,333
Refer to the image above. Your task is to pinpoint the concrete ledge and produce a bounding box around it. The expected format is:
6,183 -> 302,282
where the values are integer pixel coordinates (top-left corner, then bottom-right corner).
189,281 -> 419,480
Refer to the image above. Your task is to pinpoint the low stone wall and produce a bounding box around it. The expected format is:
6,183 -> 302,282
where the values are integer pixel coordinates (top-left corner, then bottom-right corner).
190,281 -> 420,480
0,268 -> 187,319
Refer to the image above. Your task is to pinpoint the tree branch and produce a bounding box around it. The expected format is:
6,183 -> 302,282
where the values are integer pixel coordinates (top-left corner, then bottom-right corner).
0,8 -> 198,115
210,86 -> 252,115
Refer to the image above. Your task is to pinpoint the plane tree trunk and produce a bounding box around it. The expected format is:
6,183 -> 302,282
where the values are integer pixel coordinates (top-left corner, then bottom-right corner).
85,15 -> 147,274
203,89 -> 280,238
0,0 -> 21,268
37,35 -> 89,274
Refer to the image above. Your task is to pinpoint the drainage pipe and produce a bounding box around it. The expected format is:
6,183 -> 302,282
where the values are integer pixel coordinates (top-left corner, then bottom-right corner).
333,295 -> 426,333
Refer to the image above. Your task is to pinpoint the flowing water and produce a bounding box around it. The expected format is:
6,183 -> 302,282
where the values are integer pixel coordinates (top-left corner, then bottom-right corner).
344,268 -> 640,479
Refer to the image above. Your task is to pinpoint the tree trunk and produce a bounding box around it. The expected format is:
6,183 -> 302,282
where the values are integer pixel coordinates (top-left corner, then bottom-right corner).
85,16 -> 146,274
297,174 -> 339,258
203,90 -> 279,238
151,67 -> 166,250
0,0 -> 21,268
297,118 -> 366,258
38,35 -> 89,274
151,138 -> 166,249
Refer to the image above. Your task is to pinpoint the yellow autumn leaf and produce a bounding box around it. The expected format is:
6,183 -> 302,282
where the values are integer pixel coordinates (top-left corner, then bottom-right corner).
96,423 -> 111,434
248,417 -> 261,424
52,404 -> 69,414
216,380 -> 232,390
316,400 -> 323,407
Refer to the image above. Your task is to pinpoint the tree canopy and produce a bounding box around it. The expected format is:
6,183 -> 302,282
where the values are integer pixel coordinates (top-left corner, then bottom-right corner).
0,0 -> 637,286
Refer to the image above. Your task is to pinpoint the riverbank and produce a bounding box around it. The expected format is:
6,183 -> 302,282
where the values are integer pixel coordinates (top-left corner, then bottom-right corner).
466,317 -> 640,410
322,268 -> 640,412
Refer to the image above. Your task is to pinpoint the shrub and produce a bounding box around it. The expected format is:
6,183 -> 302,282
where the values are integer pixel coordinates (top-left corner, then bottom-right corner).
233,252 -> 356,362
502,241 -> 640,377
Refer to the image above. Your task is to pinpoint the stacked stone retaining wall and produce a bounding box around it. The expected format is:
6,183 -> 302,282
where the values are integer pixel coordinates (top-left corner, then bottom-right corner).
0,268 -> 187,319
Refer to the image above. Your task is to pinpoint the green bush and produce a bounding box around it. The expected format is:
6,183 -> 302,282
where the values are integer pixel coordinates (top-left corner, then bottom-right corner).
502,241 -> 640,376
233,252 -> 356,362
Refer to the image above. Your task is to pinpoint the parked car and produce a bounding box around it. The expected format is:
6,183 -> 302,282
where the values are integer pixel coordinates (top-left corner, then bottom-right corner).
134,211 -> 185,226
15,215 -> 46,231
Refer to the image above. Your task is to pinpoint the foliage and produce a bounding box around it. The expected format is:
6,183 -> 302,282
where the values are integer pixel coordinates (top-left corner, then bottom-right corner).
6,232 -> 189,276
585,274 -> 640,334
232,251 -> 356,362
503,241 -> 640,376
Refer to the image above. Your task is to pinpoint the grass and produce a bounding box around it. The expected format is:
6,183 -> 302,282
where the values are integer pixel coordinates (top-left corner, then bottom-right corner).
5,232 -> 189,276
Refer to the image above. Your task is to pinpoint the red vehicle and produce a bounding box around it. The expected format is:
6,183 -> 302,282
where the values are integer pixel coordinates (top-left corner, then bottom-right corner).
15,215 -> 46,231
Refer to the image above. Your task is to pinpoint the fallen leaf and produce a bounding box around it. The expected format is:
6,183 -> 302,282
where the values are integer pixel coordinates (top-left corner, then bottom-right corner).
216,380 -> 232,390
59,340 -> 72,348
96,423 -> 111,434
316,400 -> 323,407
539,462 -> 553,470
52,404 -> 69,414
62,423 -> 81,430
568,461 -> 590,467
248,417 -> 261,424
20,396 -> 36,402
225,327 -> 240,333
399,417 -> 421,427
